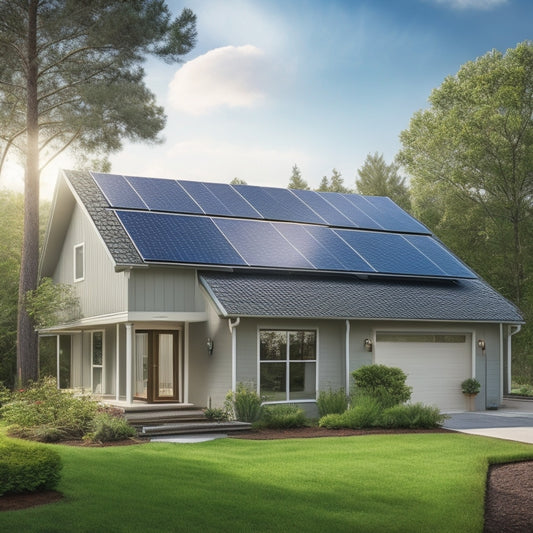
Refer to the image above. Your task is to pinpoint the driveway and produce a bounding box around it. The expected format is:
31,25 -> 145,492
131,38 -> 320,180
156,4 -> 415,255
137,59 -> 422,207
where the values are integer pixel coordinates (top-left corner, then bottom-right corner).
444,399 -> 533,444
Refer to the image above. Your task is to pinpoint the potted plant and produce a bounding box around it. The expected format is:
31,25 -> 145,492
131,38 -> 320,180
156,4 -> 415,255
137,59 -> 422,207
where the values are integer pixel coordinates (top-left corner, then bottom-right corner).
461,378 -> 481,411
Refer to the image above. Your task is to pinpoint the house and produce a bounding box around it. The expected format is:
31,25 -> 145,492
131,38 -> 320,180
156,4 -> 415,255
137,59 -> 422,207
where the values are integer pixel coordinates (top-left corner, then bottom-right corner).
39,169 -> 523,414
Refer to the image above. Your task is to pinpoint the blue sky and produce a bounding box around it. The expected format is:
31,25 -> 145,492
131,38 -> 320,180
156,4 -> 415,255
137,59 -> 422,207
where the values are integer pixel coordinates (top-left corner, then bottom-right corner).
4,0 -> 533,197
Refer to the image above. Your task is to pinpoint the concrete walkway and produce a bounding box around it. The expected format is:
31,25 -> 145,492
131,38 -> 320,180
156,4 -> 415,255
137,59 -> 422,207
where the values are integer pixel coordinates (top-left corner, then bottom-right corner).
443,398 -> 533,444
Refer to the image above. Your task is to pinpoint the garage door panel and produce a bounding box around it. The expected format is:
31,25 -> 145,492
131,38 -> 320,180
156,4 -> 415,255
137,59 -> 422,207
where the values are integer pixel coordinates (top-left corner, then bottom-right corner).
375,334 -> 471,411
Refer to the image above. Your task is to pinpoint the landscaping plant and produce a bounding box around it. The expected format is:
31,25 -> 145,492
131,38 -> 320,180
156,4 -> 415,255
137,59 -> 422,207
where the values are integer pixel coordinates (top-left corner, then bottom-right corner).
257,404 -> 307,429
352,364 -> 412,407
225,383 -> 263,423
316,387 -> 349,417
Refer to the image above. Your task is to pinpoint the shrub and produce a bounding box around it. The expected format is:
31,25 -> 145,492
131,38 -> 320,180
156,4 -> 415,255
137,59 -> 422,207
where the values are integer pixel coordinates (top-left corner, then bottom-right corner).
204,407 -> 230,422
319,396 -> 382,429
0,439 -> 62,495
1,377 -> 99,441
226,383 -> 263,423
380,403 -> 447,429
461,378 -> 481,395
258,404 -> 307,429
0,382 -> 11,407
316,388 -> 349,417
352,365 -> 412,407
86,411 -> 137,443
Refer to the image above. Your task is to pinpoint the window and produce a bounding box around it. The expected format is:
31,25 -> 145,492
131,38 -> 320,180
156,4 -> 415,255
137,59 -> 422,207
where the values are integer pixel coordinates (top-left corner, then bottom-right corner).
259,330 -> 317,402
91,331 -> 104,394
74,243 -> 84,282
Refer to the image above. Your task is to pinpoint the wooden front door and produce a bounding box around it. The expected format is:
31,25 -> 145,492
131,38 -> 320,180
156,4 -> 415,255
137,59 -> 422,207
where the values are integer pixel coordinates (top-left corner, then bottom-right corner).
134,330 -> 180,402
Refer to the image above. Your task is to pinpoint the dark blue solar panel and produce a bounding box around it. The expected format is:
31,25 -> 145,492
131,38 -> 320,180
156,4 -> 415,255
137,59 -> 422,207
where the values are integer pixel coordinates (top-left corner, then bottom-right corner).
125,176 -> 202,214
203,182 -> 262,219
302,225 -> 375,273
318,193 -> 384,230
116,211 -> 246,266
92,172 -> 146,209
404,235 -> 475,278
290,189 -> 357,228
234,185 -> 325,224
273,223 -> 346,271
178,180 -> 233,216
214,218 -> 313,269
362,196 -> 430,234
336,230 -> 447,277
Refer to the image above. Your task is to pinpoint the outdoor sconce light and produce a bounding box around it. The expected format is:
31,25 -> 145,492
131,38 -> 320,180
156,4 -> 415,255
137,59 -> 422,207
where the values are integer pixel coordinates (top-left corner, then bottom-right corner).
206,338 -> 214,356
364,338 -> 373,352
477,339 -> 486,351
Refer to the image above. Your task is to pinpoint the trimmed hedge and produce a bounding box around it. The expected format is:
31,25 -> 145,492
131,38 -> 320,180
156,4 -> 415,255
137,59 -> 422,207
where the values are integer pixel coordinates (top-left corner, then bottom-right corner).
0,440 -> 62,495
258,404 -> 307,429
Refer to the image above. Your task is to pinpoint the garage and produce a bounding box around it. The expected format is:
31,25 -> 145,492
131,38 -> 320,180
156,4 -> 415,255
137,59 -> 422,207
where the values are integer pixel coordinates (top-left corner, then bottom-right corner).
374,332 -> 472,411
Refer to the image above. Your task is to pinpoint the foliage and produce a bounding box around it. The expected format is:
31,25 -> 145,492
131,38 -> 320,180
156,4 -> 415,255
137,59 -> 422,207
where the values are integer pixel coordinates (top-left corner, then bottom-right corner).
380,403 -> 447,429
461,378 -> 481,395
86,412 -> 137,443
0,439 -> 62,495
319,395 -> 382,429
355,152 -> 411,211
288,164 -> 310,190
257,404 -> 307,429
0,377 -> 99,441
316,387 -> 349,417
225,383 -> 263,423
203,407 -> 230,422
25,277 -> 81,329
230,177 -> 248,185
316,168 -> 352,193
351,364 -> 412,407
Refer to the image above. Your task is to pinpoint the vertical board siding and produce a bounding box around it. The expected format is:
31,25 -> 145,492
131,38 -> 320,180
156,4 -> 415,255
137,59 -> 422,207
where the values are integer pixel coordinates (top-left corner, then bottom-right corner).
52,204 -> 127,318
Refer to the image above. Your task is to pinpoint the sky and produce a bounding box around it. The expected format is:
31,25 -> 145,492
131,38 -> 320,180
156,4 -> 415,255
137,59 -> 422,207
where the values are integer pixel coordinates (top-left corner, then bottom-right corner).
2,0 -> 532,198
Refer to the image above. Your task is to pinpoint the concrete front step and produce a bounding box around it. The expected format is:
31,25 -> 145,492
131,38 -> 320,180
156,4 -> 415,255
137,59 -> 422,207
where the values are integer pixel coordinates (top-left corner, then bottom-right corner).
140,421 -> 251,436
125,409 -> 207,427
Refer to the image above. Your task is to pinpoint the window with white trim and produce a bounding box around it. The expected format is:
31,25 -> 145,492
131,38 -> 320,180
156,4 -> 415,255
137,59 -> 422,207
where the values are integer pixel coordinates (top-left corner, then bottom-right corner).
74,243 -> 84,282
259,330 -> 316,401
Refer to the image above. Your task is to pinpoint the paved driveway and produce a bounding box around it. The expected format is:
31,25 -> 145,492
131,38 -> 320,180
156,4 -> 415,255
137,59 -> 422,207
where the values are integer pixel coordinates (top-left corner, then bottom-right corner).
444,410 -> 533,444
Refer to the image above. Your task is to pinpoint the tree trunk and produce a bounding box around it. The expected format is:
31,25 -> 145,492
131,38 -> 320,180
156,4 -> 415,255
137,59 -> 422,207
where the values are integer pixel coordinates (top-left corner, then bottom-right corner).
16,0 -> 40,385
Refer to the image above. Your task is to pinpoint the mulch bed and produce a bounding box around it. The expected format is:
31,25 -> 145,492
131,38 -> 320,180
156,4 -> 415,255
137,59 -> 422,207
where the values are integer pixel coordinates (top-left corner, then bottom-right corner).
2,427 -> 532,533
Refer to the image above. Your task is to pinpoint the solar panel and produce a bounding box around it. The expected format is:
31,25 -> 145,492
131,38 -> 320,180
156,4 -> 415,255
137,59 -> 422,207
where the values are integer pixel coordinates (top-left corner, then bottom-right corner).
178,180 -> 233,216
403,234 -> 474,278
116,211 -> 246,266
92,172 -> 147,209
362,196 -> 430,234
290,189 -> 357,228
125,176 -> 203,214
318,192 -> 384,230
336,230 -> 447,277
203,182 -> 262,219
214,218 -> 313,269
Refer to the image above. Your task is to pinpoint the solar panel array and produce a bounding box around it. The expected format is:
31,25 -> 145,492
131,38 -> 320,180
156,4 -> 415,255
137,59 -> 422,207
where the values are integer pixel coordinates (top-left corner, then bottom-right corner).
91,172 -> 476,279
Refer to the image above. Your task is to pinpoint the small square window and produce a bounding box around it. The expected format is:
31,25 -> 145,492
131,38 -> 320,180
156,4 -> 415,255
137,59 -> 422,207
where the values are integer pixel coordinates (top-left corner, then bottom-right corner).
74,243 -> 84,282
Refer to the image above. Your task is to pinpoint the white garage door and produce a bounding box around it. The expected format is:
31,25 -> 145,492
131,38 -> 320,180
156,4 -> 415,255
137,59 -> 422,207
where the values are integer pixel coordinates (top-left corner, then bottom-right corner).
374,332 -> 472,411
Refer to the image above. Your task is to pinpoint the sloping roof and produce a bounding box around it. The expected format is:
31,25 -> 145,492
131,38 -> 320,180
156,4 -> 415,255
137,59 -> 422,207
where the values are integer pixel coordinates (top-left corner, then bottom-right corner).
199,271 -> 523,323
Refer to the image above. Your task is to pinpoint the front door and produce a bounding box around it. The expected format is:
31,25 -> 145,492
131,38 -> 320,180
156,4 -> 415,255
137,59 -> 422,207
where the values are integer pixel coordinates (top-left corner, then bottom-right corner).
134,330 -> 180,402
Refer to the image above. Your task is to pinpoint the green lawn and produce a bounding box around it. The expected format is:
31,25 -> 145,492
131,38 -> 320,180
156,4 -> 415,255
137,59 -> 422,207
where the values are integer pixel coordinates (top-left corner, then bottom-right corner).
1,433 -> 532,532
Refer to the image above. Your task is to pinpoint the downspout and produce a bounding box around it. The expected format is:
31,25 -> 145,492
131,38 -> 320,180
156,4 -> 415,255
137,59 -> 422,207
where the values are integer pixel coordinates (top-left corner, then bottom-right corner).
228,318 -> 240,393
345,320 -> 350,393
507,325 -> 522,396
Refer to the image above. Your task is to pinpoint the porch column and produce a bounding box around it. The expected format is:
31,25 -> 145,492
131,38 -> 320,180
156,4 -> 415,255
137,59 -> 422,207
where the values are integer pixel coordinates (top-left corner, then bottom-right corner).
125,323 -> 133,404
184,322 -> 189,404
115,324 -> 120,401
228,318 -> 240,393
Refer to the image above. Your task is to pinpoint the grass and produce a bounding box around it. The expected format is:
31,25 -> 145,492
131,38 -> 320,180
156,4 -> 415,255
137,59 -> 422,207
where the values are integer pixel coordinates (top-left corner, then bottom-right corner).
1,433 -> 532,532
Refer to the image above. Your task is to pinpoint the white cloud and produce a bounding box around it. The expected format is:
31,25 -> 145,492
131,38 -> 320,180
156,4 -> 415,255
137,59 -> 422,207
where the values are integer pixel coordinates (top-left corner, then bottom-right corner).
168,45 -> 276,114
430,0 -> 508,9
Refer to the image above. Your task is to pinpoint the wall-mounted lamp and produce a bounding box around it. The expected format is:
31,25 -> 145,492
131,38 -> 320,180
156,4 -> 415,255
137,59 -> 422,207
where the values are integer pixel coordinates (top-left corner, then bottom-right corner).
364,338 -> 373,352
206,338 -> 214,356
477,339 -> 486,351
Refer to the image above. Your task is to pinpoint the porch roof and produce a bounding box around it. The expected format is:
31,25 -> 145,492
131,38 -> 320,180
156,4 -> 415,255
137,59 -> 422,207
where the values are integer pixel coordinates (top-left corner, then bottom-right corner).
198,271 -> 524,323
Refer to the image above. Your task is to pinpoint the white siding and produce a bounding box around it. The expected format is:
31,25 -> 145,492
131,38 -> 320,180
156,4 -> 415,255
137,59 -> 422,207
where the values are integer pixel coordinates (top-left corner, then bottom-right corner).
52,204 -> 127,318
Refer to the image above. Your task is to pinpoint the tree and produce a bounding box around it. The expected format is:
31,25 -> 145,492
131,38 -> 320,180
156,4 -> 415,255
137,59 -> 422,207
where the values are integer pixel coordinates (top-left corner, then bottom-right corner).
0,1 -> 197,384
316,168 -> 351,193
398,41 -> 533,385
355,152 -> 411,211
287,164 -> 309,190
230,178 -> 247,185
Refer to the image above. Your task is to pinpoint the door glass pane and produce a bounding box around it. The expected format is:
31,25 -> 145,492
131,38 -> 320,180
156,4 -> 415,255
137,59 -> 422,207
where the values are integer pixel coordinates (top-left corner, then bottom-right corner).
59,335 -> 71,389
92,332 -> 103,365
158,334 -> 174,398
260,362 -> 286,401
93,367 -> 102,394
135,333 -> 149,398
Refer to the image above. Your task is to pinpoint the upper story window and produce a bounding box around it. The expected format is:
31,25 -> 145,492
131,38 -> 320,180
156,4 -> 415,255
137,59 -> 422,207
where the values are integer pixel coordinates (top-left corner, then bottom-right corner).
74,243 -> 84,282
259,329 -> 317,402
